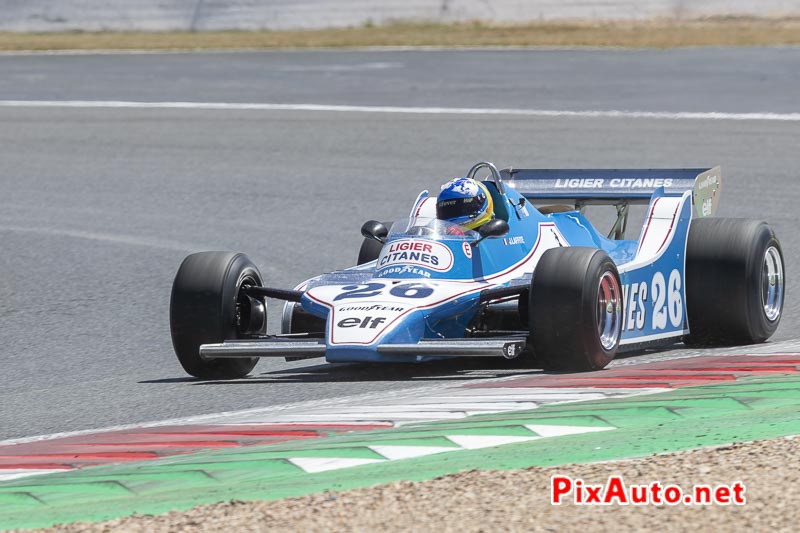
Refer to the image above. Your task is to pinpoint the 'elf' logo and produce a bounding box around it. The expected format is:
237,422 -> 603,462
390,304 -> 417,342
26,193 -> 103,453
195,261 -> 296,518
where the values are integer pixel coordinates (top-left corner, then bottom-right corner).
337,316 -> 387,329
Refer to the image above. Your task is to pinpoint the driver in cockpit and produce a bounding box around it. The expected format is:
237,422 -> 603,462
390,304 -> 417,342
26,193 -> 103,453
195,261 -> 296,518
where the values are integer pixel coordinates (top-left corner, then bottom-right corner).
435,177 -> 495,233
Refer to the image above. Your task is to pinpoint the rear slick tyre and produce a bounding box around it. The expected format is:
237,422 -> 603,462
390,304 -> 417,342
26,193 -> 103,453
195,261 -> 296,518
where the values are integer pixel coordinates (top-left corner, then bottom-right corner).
684,218 -> 784,346
170,252 -> 263,379
529,247 -> 623,371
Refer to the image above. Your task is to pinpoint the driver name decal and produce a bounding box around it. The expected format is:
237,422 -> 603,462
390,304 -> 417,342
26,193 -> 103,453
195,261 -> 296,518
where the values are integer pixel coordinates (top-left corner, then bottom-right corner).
377,239 -> 454,272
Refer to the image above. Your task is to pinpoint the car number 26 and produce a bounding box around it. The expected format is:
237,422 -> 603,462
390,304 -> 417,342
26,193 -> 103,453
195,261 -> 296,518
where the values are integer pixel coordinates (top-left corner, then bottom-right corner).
333,283 -> 434,301
622,269 -> 683,332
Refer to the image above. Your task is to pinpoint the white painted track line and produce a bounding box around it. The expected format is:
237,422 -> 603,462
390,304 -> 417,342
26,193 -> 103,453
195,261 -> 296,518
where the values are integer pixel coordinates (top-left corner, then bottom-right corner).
369,445 -> 456,460
288,457 -> 384,474
1,100 -> 800,121
0,469 -> 67,482
525,424 -> 615,437
445,434 -> 540,449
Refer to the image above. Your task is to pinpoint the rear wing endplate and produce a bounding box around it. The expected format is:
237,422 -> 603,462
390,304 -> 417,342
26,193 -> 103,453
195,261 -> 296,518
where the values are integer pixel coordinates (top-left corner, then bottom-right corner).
501,166 -> 722,217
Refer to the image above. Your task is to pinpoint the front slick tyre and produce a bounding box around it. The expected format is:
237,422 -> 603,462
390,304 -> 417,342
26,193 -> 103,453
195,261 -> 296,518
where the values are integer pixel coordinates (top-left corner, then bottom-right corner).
684,218 -> 784,346
170,252 -> 263,379
530,247 -> 623,371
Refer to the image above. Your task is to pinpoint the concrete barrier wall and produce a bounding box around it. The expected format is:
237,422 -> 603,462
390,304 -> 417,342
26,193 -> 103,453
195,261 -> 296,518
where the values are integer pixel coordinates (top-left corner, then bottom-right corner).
2,0 -> 799,32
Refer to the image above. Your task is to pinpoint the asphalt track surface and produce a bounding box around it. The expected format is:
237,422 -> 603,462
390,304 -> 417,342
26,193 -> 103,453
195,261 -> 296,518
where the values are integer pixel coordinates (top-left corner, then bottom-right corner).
0,48 -> 798,440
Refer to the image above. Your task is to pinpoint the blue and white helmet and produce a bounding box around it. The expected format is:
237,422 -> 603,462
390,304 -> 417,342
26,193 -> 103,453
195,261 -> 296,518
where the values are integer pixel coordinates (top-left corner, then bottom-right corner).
436,177 -> 494,230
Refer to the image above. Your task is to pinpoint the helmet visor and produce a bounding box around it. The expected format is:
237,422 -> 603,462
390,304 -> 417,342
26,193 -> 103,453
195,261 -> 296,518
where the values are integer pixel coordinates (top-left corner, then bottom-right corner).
436,193 -> 486,221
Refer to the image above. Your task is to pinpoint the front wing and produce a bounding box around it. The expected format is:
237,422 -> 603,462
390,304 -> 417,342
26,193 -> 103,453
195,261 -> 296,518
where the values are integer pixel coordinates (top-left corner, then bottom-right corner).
199,336 -> 527,361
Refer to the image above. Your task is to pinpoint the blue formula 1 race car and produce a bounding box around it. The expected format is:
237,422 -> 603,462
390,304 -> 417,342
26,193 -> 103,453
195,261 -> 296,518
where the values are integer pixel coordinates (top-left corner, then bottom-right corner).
169,162 -> 785,379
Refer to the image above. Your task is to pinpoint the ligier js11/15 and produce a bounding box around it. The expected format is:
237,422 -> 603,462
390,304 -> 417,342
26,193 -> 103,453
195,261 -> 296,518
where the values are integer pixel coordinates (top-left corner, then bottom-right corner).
170,162 -> 785,379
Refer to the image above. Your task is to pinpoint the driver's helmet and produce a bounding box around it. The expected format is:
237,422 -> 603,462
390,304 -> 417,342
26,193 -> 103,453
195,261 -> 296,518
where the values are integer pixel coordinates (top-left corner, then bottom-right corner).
436,177 -> 494,230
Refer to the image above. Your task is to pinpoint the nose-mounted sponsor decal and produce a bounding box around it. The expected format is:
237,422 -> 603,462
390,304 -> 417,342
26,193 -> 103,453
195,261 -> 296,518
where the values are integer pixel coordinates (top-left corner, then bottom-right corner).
377,239 -> 454,272
330,301 -> 409,345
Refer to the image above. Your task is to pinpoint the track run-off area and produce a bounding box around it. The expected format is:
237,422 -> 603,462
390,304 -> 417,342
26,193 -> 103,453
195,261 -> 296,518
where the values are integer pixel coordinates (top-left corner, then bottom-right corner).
2,353 -> 800,529
0,47 -> 799,528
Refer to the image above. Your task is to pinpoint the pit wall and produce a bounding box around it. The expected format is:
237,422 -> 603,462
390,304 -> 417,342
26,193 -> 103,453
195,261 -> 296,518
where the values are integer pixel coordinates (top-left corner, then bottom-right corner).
2,0 -> 799,32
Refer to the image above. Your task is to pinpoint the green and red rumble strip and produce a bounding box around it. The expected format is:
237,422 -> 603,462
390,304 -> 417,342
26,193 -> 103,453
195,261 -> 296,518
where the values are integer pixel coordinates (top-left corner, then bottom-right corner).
1,354 -> 800,530
0,423 -> 391,479
467,354 -> 800,388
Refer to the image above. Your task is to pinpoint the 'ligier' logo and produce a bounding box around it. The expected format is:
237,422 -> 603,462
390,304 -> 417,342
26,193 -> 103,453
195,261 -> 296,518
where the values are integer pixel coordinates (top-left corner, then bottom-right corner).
377,239 -> 454,272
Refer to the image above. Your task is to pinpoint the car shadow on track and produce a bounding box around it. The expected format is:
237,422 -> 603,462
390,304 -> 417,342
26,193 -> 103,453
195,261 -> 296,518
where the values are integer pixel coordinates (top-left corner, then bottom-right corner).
140,348 -> 671,386
141,357 -> 546,385
139,377 -> 199,383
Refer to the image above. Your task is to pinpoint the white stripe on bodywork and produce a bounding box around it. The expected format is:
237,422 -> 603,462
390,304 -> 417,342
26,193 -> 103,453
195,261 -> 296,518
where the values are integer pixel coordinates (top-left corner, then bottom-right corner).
308,221 -> 567,346
408,192 -> 436,221
618,191 -> 691,273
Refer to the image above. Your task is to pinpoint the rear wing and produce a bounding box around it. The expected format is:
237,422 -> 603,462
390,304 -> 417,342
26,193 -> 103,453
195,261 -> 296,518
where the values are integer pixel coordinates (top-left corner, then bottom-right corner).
499,166 -> 721,240
501,166 -> 721,217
